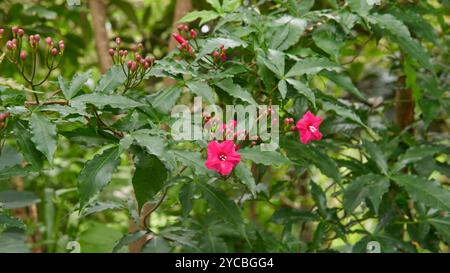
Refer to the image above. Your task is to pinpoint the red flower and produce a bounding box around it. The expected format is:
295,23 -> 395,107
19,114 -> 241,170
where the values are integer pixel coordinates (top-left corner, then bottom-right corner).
205,140 -> 241,176
296,111 -> 323,144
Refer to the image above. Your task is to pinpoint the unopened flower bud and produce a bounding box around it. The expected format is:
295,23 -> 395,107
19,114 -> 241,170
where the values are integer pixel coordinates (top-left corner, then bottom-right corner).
45,37 -> 52,45
118,50 -> 124,56
140,59 -> 146,66
190,29 -> 197,39
130,61 -> 137,71
51,48 -> 58,56
108,48 -> 115,56
20,51 -> 26,60
284,118 -> 290,125
115,37 -> 121,45
11,26 -> 18,33
6,40 -> 13,50
5,112 -> 10,119
0,122 -> 4,128
127,60 -> 132,68
212,51 -> 219,58
34,34 -> 40,42
59,43 -> 65,51
0,113 -> 5,120
0,28 -> 4,36
144,62 -> 150,69
177,24 -> 186,31
18,29 -> 24,37
135,53 -> 141,61
251,141 -> 256,146
291,125 -> 296,131
123,50 -> 128,56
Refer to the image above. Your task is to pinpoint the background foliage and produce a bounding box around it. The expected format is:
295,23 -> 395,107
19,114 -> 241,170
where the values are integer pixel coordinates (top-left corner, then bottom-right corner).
0,0 -> 449,253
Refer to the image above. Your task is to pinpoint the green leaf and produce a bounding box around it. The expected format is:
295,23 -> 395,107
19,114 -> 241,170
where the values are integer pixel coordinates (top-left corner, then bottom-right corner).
179,10 -> 220,25
142,236 -> 171,253
197,37 -> 247,61
0,191 -> 40,209
320,70 -> 366,101
78,147 -> 121,207
71,94 -> 144,109
147,85 -> 182,113
277,79 -> 287,99
234,163 -> 256,197
272,207 -> 319,224
281,138 -> 341,183
271,16 -> 307,50
368,13 -> 431,69
267,49 -> 285,77
215,79 -> 257,105
197,182 -> 246,236
392,175 -> 450,212
363,140 -> 388,175
186,80 -> 215,104
312,25 -> 342,62
129,130 -> 165,157
311,182 -> 329,217
286,58 -> 341,77
347,0 -> 375,16
286,78 -> 316,107
112,230 -> 147,253
394,145 -> 445,172
179,183 -> 195,217
170,150 -> 211,175
343,174 -> 390,214
0,214 -> 25,229
239,146 -> 291,165
0,165 -> 33,180
94,65 -> 126,94
62,70 -> 91,99
0,146 -> 22,170
29,112 -> 57,163
222,0 -> 241,12
132,152 -> 168,212
427,217 -> 450,245
322,101 -> 366,127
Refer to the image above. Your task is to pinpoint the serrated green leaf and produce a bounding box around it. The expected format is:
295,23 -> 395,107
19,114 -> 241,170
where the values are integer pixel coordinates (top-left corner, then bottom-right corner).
186,80 -> 215,104
427,217 -> 450,245
234,163 -> 256,197
197,182 -> 246,236
320,70 -> 366,101
0,191 -> 40,209
271,16 -> 307,50
179,10 -> 220,25
29,112 -> 57,163
129,130 -> 165,157
171,150 -> 212,175
62,70 -> 91,99
394,145 -> 445,172
363,140 -> 388,175
286,78 -> 316,107
197,37 -> 247,61
215,79 -> 256,105
78,147 -> 121,207
239,146 -> 291,165
147,85 -> 182,113
343,174 -> 390,214
277,79 -> 287,99
392,175 -> 450,212
94,65 -> 126,94
132,152 -> 168,212
112,230 -> 147,253
71,94 -> 144,109
286,58 -> 341,77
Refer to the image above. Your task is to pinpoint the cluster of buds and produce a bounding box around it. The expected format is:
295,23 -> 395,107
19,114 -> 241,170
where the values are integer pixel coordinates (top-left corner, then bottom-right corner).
0,112 -> 11,129
109,37 -> 155,91
211,44 -> 227,63
203,115 -> 249,141
0,26 -> 64,98
172,24 -> 197,57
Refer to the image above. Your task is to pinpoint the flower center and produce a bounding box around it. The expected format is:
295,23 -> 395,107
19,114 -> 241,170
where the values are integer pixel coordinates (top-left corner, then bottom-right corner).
308,125 -> 317,133
219,154 -> 227,161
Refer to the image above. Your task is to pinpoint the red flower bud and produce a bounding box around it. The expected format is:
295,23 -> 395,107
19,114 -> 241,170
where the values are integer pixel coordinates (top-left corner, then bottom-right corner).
45,37 -> 52,45
123,50 -> 128,56
135,53 -> 141,61
144,62 -> 150,69
51,48 -> 58,56
108,48 -> 115,56
190,29 -> 197,39
0,122 -> 4,128
115,37 -> 121,45
212,51 -> 219,58
251,141 -> 256,146
118,50 -> 124,57
18,29 -> 24,37
177,24 -> 186,31
34,34 -> 40,42
284,118 -> 290,125
220,44 -> 225,50
127,60 -> 132,68
291,125 -> 296,131
5,112 -> 10,119
0,113 -> 5,120
130,61 -> 137,72
140,59 -> 146,66
6,40 -> 13,50
11,26 -> 18,33
0,28 -> 4,35
289,118 -> 294,123
20,51 -> 26,60
172,33 -> 186,45
59,43 -> 65,51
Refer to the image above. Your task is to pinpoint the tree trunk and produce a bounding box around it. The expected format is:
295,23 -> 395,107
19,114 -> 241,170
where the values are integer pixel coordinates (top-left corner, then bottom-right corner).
395,76 -> 414,130
163,0 -> 192,86
88,0 -> 113,73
